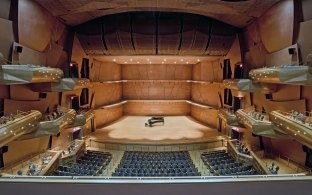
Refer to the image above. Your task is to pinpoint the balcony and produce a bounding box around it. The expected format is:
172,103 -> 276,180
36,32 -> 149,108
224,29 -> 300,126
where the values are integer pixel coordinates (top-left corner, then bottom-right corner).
236,108 -> 289,139
0,110 -> 42,147
249,65 -> 312,85
30,78 -> 92,92
269,110 -> 312,148
0,64 -> 63,85
218,108 -> 238,125
67,109 -> 95,128
223,79 -> 275,93
19,107 -> 76,140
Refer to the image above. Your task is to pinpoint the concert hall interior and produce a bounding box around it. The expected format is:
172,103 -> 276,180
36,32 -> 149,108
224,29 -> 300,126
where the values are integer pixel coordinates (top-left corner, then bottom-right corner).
0,0 -> 312,194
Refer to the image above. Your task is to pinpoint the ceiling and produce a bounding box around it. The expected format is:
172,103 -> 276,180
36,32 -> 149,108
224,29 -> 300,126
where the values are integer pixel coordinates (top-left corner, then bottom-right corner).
35,0 -> 281,28
75,12 -> 238,56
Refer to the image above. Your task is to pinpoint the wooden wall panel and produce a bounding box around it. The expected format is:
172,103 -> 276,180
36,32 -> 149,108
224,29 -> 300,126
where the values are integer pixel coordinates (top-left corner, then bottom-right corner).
9,85 -> 59,113
258,0 -> 294,53
244,21 -> 262,50
192,60 -> 222,82
18,0 -> 56,52
0,0 -> 10,20
123,81 -> 191,100
91,60 -> 121,81
191,83 -> 222,108
4,137 -> 49,165
192,62 -> 202,81
265,44 -> 299,66
71,35 -> 89,78
270,139 -> 306,165
93,83 -> 122,107
0,85 -> 9,99
4,99 -> 48,114
272,85 -> 301,101
212,60 -> 223,82
245,45 -> 266,69
190,106 -> 218,128
46,43 -> 64,68
122,64 -> 192,80
302,0 -> 312,21
12,42 -> 47,65
302,86 -> 312,111
0,18 -> 14,60
225,36 -> 242,77
45,92 -> 61,111
264,99 -> 306,113
123,101 -> 190,116
0,85 -> 9,116
298,20 -> 312,64
10,85 -> 39,101
95,105 -> 123,128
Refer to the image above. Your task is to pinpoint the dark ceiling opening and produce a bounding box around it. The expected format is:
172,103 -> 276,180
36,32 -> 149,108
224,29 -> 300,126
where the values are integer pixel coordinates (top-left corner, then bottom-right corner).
75,12 -> 238,56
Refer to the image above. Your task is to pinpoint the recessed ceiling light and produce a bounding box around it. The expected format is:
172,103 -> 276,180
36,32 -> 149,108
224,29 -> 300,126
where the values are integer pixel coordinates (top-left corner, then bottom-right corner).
164,59 -> 167,61
162,61 -> 164,64
174,62 -> 177,64
124,62 -> 128,64
137,61 -> 140,64
197,59 -> 200,62
186,62 -> 189,64
147,59 -> 150,61
149,61 -> 152,64
130,59 -> 133,61
113,59 -> 116,62
181,59 -> 184,61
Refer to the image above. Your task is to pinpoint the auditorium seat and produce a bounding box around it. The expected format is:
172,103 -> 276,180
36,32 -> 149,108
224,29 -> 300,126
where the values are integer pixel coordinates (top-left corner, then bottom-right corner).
52,150 -> 112,176
113,151 -> 200,177
201,150 -> 259,176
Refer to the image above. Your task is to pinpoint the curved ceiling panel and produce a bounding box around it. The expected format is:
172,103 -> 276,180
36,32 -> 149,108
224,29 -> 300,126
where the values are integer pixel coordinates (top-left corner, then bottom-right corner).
103,13 -> 135,55
158,13 -> 181,55
132,12 -> 157,55
76,12 -> 238,56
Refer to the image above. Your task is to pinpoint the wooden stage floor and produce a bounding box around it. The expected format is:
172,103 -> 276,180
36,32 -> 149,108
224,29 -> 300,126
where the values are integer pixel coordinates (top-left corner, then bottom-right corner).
88,116 -> 223,145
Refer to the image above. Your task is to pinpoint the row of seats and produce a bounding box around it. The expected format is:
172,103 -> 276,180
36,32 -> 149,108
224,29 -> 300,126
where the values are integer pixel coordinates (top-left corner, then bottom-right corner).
52,150 -> 112,176
201,150 -> 259,176
113,151 -> 200,177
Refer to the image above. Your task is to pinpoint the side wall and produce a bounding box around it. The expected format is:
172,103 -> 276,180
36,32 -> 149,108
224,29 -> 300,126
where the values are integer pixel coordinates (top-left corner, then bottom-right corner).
241,0 -> 312,165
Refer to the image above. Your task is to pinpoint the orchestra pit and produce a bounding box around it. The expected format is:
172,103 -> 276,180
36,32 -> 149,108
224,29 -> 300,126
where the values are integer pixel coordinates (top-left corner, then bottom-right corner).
0,0 -> 312,194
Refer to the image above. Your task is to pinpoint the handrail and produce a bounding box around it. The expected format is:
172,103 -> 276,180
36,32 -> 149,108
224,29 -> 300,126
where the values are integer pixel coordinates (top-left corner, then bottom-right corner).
0,174 -> 309,184
250,151 -> 272,175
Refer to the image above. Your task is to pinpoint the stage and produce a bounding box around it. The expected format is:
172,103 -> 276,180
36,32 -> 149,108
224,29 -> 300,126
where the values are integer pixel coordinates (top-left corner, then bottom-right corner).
88,116 -> 224,145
